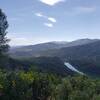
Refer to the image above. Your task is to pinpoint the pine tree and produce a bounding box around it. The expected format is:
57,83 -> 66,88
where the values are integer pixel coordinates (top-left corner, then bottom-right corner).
0,9 -> 9,68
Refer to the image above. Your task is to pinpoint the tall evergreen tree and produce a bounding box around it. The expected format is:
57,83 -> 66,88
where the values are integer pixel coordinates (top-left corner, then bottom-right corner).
0,9 -> 9,67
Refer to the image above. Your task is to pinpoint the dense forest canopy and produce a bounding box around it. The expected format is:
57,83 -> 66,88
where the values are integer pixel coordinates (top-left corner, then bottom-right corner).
0,69 -> 100,100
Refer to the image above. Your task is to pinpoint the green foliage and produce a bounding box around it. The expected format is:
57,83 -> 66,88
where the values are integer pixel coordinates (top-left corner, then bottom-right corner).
0,69 -> 99,100
0,9 -> 9,68
0,9 -> 9,55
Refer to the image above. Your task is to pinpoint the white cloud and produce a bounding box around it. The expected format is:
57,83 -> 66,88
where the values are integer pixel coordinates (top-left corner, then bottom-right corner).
35,13 -> 57,23
35,12 -> 44,17
35,12 -> 57,27
44,23 -> 53,27
40,0 -> 65,6
48,17 -> 57,23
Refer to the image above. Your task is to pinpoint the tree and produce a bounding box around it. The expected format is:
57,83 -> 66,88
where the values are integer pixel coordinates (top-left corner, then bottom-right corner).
32,74 -> 52,100
0,9 -> 9,56
0,9 -> 9,68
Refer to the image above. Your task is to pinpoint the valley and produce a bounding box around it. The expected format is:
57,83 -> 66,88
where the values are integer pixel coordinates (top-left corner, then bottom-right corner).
9,39 -> 100,77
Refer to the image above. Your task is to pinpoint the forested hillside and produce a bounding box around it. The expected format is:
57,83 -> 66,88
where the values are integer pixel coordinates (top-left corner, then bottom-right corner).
34,41 -> 100,77
8,57 -> 74,76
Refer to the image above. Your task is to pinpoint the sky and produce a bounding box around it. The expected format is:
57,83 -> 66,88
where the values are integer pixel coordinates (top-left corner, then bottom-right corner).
0,0 -> 100,46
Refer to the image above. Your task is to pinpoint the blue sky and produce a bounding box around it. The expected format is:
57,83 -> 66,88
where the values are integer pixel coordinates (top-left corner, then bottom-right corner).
0,0 -> 100,46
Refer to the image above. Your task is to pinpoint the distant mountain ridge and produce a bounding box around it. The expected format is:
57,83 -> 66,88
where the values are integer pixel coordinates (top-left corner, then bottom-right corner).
9,38 -> 99,58
41,40 -> 100,77
9,38 -> 100,77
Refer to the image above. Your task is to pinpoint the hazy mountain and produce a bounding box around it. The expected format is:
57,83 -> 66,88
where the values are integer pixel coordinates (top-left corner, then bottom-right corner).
41,40 -> 100,77
65,38 -> 99,47
9,38 -> 100,77
46,40 -> 100,60
9,38 -> 99,58
9,41 -> 68,58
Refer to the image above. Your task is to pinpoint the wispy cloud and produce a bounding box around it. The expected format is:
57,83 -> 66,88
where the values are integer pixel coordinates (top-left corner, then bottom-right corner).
35,12 -> 57,27
44,23 -> 53,28
35,12 -> 44,17
48,17 -> 57,23
35,12 -> 56,23
9,37 -> 34,46
39,0 -> 65,6
65,6 -> 96,16
8,35 -> 63,46
75,6 -> 96,13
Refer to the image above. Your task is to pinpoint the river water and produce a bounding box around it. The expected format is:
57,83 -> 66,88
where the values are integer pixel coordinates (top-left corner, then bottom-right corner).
64,62 -> 84,75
